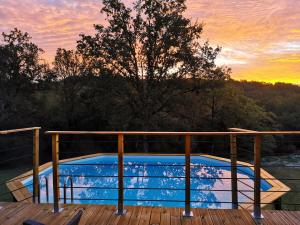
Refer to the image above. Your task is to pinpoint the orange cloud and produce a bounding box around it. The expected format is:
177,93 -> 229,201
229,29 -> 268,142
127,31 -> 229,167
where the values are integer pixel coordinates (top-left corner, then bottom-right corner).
270,57 -> 300,63
0,0 -> 299,84
185,0 -> 300,84
291,29 -> 300,34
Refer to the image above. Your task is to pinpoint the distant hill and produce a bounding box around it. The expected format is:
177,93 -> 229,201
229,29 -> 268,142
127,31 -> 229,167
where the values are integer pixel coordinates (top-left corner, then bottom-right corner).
232,80 -> 300,131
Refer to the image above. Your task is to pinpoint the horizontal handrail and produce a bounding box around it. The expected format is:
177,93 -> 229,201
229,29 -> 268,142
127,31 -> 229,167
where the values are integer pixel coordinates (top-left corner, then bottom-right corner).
0,127 -> 41,135
228,128 -> 257,132
1,127 -> 41,204
48,128 -> 300,218
45,130 -> 300,135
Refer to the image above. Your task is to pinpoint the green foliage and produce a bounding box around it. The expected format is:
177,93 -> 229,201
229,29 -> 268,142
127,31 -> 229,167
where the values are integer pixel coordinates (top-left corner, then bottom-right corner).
0,28 -> 47,127
77,0 -> 230,130
0,28 -> 44,81
232,81 -> 300,153
0,1 -> 299,155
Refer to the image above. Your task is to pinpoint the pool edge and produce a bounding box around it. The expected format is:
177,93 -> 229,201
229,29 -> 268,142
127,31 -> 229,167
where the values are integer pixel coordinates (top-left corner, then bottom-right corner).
7,153 -> 290,209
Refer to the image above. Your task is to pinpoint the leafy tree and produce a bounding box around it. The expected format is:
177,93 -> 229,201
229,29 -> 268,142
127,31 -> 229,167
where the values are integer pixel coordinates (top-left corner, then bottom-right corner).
0,28 -> 45,126
0,28 -> 44,81
1,25 -> 299,157
233,81 -> 300,153
52,48 -> 92,129
77,0 -> 230,130
53,48 -> 95,79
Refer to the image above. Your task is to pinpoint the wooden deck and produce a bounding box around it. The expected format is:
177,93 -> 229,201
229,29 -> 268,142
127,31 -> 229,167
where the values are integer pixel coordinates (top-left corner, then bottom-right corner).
0,202 -> 300,225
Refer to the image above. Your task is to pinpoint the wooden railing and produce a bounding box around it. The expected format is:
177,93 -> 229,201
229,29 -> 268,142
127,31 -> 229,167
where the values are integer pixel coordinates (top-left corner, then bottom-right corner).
45,130 -> 300,219
229,128 -> 260,216
0,127 -> 41,203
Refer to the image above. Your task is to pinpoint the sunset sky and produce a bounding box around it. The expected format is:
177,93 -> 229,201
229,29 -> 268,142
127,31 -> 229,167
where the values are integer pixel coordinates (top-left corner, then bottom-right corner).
0,0 -> 299,84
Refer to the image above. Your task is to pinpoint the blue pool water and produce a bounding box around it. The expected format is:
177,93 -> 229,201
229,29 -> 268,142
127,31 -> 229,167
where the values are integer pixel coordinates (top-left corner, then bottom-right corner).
23,155 -> 272,208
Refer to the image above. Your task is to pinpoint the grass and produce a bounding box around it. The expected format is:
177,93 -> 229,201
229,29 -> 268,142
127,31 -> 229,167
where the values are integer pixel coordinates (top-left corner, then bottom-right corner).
265,167 -> 300,210
0,165 -> 31,202
263,154 -> 300,210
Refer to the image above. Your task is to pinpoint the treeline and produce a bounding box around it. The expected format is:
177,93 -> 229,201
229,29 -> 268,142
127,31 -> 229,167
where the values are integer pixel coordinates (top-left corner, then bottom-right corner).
0,29 -> 274,133
234,81 -> 300,131
0,0 -> 299,156
0,29 -> 299,155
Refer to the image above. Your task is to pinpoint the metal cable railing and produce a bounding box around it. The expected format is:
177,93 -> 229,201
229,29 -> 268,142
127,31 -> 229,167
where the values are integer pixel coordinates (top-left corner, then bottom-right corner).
1,127 -> 299,218
0,129 -> 300,218
0,127 -> 41,203
42,129 -> 300,220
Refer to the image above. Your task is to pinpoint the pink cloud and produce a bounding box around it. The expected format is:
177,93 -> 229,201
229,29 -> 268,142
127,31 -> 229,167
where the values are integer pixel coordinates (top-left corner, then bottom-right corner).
0,0 -> 299,83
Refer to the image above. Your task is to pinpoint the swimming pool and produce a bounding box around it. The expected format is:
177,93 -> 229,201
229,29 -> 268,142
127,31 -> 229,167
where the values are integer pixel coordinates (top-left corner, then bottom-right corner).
22,155 -> 272,209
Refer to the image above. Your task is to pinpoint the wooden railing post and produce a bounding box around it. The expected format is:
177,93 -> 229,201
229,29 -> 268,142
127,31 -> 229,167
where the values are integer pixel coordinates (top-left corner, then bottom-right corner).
32,128 -> 40,203
52,133 -> 62,213
230,134 -> 238,209
183,135 -> 193,217
116,133 -> 126,215
253,135 -> 263,219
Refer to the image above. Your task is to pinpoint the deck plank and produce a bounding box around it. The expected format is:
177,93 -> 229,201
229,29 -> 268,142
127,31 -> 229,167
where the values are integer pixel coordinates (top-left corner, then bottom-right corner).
207,209 -> 225,225
0,202 -> 299,225
93,205 -> 115,225
78,205 -> 97,225
181,210 -> 192,225
226,209 -> 252,225
195,208 -> 214,225
217,209 -> 235,225
116,206 -> 134,225
107,209 -> 122,225
149,206 -> 161,225
138,206 -> 152,225
160,207 -> 171,225
287,211 -> 300,225
85,204 -> 106,225
128,205 -> 143,225
26,204 -> 53,224
2,202 -> 41,225
239,209 -> 257,225
170,207 -> 181,225
0,202 -> 28,224
189,209 -> 203,225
